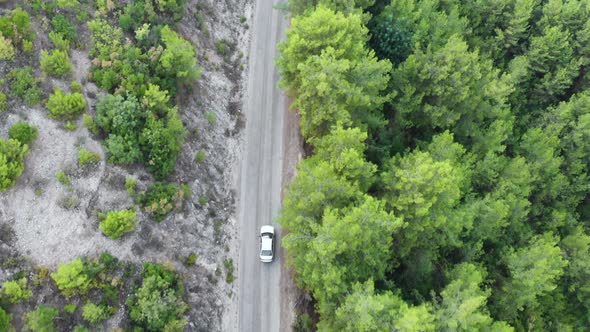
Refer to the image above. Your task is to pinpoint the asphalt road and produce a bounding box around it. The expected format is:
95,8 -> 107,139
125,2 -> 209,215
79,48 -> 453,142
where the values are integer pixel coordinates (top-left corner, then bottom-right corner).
237,1 -> 289,331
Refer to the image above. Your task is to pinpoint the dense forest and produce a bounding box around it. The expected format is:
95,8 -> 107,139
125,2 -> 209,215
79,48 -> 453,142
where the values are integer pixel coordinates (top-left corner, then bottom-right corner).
277,0 -> 590,331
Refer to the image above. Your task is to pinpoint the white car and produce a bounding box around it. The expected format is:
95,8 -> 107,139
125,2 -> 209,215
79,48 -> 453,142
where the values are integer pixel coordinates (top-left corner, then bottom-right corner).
259,225 -> 275,263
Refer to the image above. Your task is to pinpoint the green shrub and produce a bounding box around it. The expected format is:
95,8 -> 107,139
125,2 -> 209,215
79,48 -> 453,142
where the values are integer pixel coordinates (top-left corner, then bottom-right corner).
224,258 -> 235,283
99,252 -> 119,270
72,325 -> 89,332
205,111 -> 217,124
125,177 -> 137,196
127,263 -> 187,331
185,253 -> 198,266
46,88 -> 87,120
292,313 -> 313,332
198,196 -> 208,205
139,113 -> 186,179
40,49 -> 73,78
0,308 -> 11,332
48,31 -> 70,51
195,150 -> 206,163
1,278 -> 32,303
0,33 -> 15,60
64,303 -> 77,313
78,148 -> 100,166
63,121 -> 77,131
8,67 -> 44,106
157,25 -> 201,86
60,195 -> 79,209
82,114 -> 99,135
82,302 -> 110,325
99,209 -> 137,240
194,12 -> 206,31
0,8 -> 34,50
70,81 -> 82,93
51,14 -> 77,43
0,92 -> 6,112
95,94 -> 143,164
137,182 -> 187,222
50,258 -> 91,296
0,138 -> 29,191
215,39 -> 232,57
56,0 -> 79,9
25,305 -> 58,332
8,122 -> 38,145
56,170 -> 71,186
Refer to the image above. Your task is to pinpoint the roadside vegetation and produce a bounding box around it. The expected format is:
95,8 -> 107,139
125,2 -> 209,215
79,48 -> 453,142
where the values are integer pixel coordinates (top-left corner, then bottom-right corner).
1,253 -> 187,331
279,0 -> 590,331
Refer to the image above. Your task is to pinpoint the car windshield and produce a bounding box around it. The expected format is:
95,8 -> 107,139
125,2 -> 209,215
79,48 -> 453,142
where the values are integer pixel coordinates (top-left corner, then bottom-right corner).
261,250 -> 272,256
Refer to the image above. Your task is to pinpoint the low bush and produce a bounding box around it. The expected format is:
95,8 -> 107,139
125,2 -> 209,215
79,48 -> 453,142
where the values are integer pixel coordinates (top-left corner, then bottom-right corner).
0,92 -> 6,112
224,258 -> 235,283
72,325 -> 90,332
48,31 -> 70,51
0,8 -> 35,50
95,94 -> 143,164
82,302 -> 110,325
51,258 -> 91,296
56,170 -> 71,186
82,114 -> 99,134
8,67 -> 44,106
51,14 -> 77,43
99,209 -> 137,240
46,88 -> 87,120
127,263 -> 187,331
185,253 -> 198,266
139,113 -> 186,179
40,49 -> 73,78
0,138 -> 29,191
64,303 -> 77,313
137,182 -> 187,222
70,81 -> 82,93
78,148 -> 100,166
1,278 -> 32,303
125,177 -> 137,196
25,305 -> 58,332
206,111 -> 217,124
0,308 -> 11,331
215,39 -> 232,57
63,121 -> 77,131
56,0 -> 79,9
195,150 -> 206,163
0,33 -> 15,60
8,122 -> 38,145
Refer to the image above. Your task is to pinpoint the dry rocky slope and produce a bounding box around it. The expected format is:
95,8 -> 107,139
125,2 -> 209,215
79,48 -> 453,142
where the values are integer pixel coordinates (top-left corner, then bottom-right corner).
0,0 -> 253,330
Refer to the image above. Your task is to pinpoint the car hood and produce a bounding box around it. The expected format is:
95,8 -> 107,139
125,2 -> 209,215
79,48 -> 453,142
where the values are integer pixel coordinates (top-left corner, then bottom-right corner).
260,225 -> 274,234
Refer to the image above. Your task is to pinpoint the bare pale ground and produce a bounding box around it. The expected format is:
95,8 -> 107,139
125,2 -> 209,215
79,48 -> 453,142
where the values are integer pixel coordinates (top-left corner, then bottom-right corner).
0,0 -> 256,330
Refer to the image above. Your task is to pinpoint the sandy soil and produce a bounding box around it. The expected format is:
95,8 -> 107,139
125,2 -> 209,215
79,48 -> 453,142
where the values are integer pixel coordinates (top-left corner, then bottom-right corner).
0,0 -> 254,330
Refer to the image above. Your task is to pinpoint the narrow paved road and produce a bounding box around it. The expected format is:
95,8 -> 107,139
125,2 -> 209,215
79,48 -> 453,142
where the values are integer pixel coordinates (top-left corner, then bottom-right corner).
237,1 -> 289,331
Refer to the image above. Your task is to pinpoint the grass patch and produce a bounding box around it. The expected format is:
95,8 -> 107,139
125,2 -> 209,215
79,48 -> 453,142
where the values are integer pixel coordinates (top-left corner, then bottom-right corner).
195,150 -> 206,163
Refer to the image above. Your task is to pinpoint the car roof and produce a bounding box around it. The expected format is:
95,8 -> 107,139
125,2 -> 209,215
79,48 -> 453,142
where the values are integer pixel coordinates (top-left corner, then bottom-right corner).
261,236 -> 273,251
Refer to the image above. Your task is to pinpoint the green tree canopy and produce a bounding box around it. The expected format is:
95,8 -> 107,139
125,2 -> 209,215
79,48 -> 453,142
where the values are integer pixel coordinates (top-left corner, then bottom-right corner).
330,281 -> 435,332
277,5 -> 368,92
295,47 -> 391,139
496,233 -> 567,317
